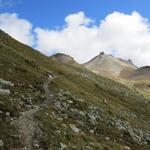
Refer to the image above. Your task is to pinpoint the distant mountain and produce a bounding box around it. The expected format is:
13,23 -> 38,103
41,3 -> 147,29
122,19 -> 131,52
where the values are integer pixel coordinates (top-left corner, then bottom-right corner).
83,51 -> 150,98
127,66 -> 150,98
83,52 -> 137,78
129,66 -> 150,80
50,53 -> 77,64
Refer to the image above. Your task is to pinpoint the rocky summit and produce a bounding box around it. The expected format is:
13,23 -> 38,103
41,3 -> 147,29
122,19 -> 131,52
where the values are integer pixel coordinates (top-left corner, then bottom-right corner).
83,51 -> 137,78
51,53 -> 77,64
0,29 -> 150,150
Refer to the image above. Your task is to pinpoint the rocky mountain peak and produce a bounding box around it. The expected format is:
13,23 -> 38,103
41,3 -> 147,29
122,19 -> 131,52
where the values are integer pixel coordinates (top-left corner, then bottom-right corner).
51,53 -> 76,64
127,59 -> 134,66
83,52 -> 136,77
99,51 -> 105,56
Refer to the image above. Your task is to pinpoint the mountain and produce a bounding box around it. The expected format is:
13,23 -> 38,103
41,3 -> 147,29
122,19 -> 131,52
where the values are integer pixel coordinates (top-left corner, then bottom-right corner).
51,53 -> 77,64
126,66 -> 150,98
83,52 -> 150,98
0,29 -> 150,150
128,66 -> 150,80
83,52 -> 137,78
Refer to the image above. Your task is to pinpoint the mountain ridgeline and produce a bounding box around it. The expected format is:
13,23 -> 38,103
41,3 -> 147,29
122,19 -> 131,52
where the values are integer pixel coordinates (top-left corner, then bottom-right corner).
0,29 -> 150,150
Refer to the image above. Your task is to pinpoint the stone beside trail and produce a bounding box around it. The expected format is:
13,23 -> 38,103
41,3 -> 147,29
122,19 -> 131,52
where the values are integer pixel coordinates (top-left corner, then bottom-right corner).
0,78 -> 14,96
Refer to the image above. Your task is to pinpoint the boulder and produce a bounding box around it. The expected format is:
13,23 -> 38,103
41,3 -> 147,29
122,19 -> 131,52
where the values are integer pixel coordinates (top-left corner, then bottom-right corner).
33,140 -> 40,148
0,79 -> 14,89
69,124 -> 80,133
60,143 -> 67,150
0,89 -> 10,96
99,51 -> 105,55
0,139 -> 4,147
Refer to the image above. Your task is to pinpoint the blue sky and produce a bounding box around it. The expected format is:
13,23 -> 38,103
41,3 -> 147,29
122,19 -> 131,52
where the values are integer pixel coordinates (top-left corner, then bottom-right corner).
1,0 -> 150,66
1,0 -> 150,29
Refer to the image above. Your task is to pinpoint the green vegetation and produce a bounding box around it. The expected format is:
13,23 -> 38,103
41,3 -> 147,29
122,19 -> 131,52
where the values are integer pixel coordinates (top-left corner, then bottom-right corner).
0,30 -> 150,150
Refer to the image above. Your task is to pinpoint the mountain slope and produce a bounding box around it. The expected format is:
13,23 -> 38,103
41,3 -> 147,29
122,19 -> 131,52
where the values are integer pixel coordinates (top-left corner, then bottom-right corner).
83,51 -> 150,98
127,66 -> 150,98
129,66 -> 150,80
83,52 -> 137,78
0,30 -> 150,150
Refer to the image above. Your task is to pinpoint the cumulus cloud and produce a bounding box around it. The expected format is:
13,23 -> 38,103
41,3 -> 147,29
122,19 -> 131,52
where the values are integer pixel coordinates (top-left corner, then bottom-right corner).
65,11 -> 94,27
35,11 -> 150,66
0,13 -> 34,45
99,11 -> 150,66
1,11 -> 150,66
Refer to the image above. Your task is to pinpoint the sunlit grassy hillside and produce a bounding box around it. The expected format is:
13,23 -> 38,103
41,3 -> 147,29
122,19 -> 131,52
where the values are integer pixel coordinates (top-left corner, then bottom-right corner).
0,30 -> 149,150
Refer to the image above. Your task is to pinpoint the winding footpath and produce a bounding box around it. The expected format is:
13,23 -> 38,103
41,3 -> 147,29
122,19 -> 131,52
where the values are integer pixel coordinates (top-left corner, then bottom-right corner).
14,73 -> 57,150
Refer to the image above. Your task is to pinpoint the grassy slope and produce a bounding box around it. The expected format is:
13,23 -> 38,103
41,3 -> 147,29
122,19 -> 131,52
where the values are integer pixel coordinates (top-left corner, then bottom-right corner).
120,67 -> 150,99
0,30 -> 150,149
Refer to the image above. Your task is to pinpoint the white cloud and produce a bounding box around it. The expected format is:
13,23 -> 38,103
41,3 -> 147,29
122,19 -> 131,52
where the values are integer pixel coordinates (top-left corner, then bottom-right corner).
99,11 -> 150,66
1,11 -> 150,66
65,11 -> 94,27
0,13 -> 34,45
35,11 -> 150,66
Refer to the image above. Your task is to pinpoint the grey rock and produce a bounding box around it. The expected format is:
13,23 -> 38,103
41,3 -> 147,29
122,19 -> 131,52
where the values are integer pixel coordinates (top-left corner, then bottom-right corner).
0,89 -> 10,96
86,105 -> 102,125
0,139 -> 4,147
128,59 -> 134,65
33,140 -> 40,148
57,117 -> 63,122
105,137 -> 110,140
60,143 -> 67,150
6,112 -> 10,116
55,130 -> 61,135
0,79 -> 14,88
89,130 -> 94,133
108,117 -> 150,144
124,146 -> 131,150
69,124 -> 80,133
54,101 -> 62,109
99,51 -> 105,55
68,100 -> 73,104
0,111 -> 3,114
103,99 -> 108,104
77,98 -> 85,102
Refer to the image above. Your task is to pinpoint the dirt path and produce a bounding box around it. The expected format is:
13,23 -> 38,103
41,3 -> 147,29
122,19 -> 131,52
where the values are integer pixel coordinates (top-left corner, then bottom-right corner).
16,106 -> 39,150
42,74 -> 57,106
14,74 -> 57,150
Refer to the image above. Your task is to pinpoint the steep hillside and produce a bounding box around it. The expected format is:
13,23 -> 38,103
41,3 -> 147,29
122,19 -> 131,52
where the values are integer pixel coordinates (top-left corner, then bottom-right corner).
83,52 -> 136,78
0,30 -> 150,150
128,66 -> 150,98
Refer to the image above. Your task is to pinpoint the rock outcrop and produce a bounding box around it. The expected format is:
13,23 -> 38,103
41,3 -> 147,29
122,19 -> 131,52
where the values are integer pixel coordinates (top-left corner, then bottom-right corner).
0,79 -> 14,96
